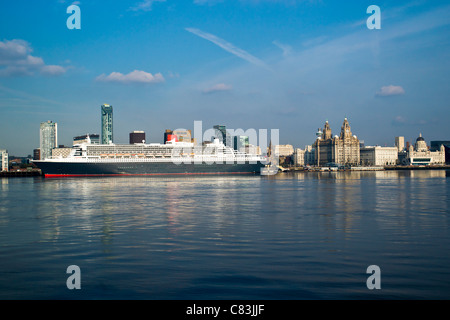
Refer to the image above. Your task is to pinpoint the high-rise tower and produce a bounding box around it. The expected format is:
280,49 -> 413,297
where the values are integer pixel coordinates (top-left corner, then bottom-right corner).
213,125 -> 231,146
129,131 -> 146,144
101,104 -> 113,144
395,136 -> 405,152
40,120 -> 57,160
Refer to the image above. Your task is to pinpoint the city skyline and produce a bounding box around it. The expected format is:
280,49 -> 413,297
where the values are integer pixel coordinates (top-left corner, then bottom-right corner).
1,1 -> 450,156
2,107 -> 447,158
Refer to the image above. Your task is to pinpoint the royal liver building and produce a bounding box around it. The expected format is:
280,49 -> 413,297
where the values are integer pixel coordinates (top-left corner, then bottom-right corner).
313,118 -> 360,166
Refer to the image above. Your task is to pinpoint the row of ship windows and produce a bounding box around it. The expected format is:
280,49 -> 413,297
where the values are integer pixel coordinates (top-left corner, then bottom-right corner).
86,149 -> 223,154
91,153 -> 228,157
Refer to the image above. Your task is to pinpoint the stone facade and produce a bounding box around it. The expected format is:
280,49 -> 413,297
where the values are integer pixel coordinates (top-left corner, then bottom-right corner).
294,148 -> 305,166
360,146 -> 398,166
313,118 -> 360,166
406,134 -> 445,165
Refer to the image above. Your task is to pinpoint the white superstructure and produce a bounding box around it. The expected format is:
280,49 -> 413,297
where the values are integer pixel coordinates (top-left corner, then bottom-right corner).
43,138 -> 266,165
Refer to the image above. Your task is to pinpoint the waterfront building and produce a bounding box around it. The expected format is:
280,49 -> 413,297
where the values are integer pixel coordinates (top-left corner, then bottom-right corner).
359,140 -> 365,148
40,120 -> 58,160
431,141 -> 450,164
274,144 -> 294,157
213,125 -> 232,146
313,118 -> 360,166
33,148 -> 41,161
239,144 -> 261,155
101,104 -> 113,144
1,149 -> 8,172
234,135 -> 249,151
274,144 -> 294,166
294,148 -> 305,166
398,151 -> 408,165
74,134 -> 100,145
360,146 -> 398,166
294,145 -> 317,167
395,136 -> 405,152
129,131 -> 146,144
406,134 -> 445,165
213,125 -> 226,145
164,129 -> 193,144
304,145 -> 315,165
173,129 -> 192,143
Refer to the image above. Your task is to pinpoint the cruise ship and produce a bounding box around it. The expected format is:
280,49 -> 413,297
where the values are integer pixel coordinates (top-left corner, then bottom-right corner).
33,139 -> 267,177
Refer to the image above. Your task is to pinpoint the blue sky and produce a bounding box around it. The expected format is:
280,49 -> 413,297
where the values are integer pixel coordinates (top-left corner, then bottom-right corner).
0,0 -> 449,155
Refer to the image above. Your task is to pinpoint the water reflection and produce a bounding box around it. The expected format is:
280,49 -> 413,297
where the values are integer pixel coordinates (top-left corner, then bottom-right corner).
0,171 -> 449,299
3,171 -> 448,245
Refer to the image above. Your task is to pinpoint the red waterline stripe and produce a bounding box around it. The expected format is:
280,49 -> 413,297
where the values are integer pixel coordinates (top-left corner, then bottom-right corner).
44,172 -> 258,178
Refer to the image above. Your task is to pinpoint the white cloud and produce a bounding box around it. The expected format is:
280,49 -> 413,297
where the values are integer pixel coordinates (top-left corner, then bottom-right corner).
272,40 -> 293,57
376,85 -> 405,97
96,70 -> 165,84
0,39 -> 66,77
203,83 -> 232,94
193,0 -> 224,4
129,0 -> 166,12
185,27 -> 269,69
194,0 -> 307,5
40,65 -> 67,76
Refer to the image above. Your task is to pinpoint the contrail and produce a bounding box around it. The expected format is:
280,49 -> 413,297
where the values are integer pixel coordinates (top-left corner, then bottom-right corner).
185,27 -> 269,69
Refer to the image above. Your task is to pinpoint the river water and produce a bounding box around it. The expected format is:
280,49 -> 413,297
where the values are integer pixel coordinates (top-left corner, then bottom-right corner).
1,170 -> 449,299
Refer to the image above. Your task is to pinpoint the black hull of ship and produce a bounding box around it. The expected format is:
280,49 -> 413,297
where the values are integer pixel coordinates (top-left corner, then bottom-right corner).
34,160 -> 265,177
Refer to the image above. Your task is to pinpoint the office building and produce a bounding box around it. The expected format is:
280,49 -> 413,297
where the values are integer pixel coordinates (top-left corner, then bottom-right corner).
294,145 -> 316,167
274,144 -> 294,157
234,135 -> 249,151
213,125 -> 231,146
101,104 -> 113,144
431,141 -> 450,164
74,134 -> 100,145
33,148 -> 41,161
173,129 -> 192,143
164,129 -> 193,144
129,131 -> 146,144
273,144 -> 294,166
360,146 -> 398,166
40,120 -> 58,160
1,149 -> 8,172
213,125 -> 226,144
406,134 -> 445,165
395,136 -> 405,152
294,148 -> 306,166
240,144 -> 261,155
304,145 -> 315,165
359,140 -> 365,148
313,118 -> 360,166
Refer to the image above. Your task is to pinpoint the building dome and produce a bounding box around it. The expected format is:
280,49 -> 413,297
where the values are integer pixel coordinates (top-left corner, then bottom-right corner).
414,133 -> 427,152
416,136 -> 425,142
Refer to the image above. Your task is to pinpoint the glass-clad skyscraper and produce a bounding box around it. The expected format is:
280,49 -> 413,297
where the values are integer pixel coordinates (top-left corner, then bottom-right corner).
233,135 -> 249,151
213,125 -> 231,146
40,121 -> 57,160
101,104 -> 113,144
